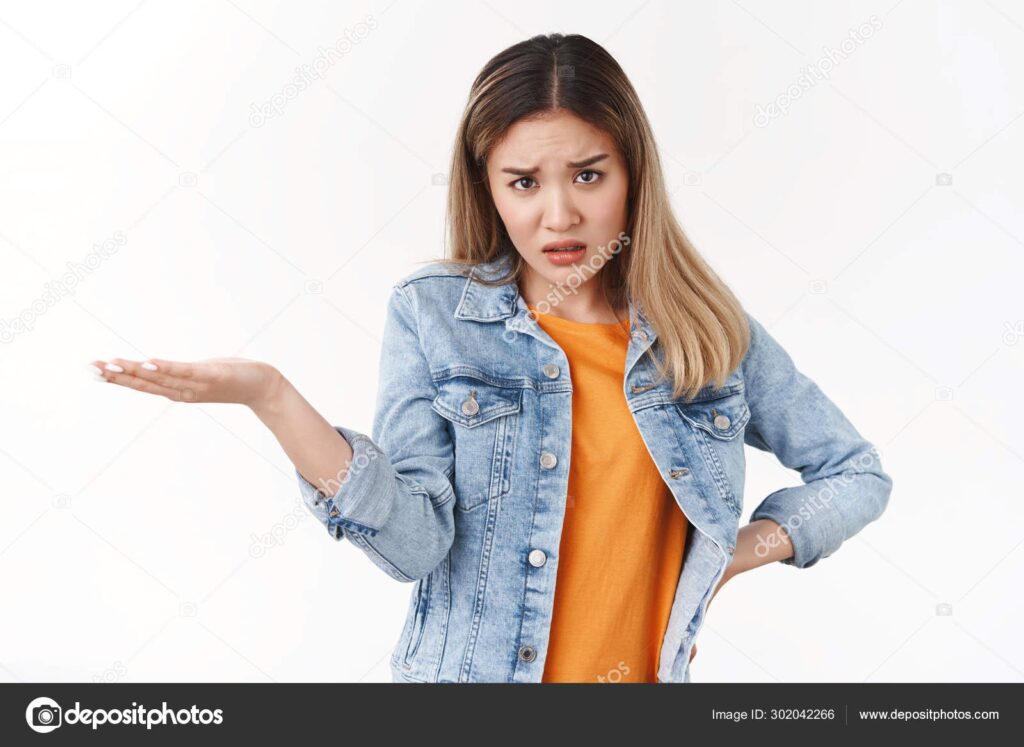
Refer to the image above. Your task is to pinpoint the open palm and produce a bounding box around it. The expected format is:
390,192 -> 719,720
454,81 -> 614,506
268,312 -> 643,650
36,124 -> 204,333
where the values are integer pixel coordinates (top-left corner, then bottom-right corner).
89,356 -> 281,409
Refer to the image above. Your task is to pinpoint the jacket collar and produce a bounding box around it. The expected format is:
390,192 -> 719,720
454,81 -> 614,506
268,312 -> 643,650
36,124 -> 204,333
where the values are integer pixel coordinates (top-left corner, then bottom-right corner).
453,253 -> 657,343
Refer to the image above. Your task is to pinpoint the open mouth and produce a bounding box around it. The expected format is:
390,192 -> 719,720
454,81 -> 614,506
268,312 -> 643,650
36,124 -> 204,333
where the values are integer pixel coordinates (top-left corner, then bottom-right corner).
542,244 -> 587,253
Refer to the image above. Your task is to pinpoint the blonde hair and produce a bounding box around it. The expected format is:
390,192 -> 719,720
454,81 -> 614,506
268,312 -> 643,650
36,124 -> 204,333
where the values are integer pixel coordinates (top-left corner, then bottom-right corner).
432,33 -> 749,401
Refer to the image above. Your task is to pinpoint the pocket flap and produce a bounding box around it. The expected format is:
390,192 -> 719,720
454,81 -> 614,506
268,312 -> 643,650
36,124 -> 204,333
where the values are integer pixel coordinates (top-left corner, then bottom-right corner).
431,378 -> 522,428
676,392 -> 750,440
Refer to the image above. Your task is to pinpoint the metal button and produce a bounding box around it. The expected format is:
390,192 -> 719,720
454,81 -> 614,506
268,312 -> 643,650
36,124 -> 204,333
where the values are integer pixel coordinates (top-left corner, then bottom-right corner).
461,390 -> 479,416
539,452 -> 558,469
528,549 -> 547,567
634,329 -> 648,342
713,414 -> 731,430
542,363 -> 560,379
518,645 -> 537,662
669,467 -> 690,479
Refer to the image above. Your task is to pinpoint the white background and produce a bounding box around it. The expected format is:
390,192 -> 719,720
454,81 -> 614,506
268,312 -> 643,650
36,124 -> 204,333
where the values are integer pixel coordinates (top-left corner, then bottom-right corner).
1,0 -> 1021,683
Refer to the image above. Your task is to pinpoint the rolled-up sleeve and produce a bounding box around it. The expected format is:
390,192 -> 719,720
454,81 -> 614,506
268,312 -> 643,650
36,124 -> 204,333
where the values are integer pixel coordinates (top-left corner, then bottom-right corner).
295,283 -> 456,582
741,312 -> 893,568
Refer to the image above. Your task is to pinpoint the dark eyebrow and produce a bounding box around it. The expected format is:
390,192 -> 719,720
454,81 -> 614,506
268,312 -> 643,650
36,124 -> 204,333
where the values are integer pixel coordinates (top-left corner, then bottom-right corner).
500,153 -> 609,176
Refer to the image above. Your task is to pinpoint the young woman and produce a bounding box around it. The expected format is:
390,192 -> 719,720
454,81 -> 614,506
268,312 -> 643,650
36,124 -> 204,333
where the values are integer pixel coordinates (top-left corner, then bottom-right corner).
88,33 -> 892,683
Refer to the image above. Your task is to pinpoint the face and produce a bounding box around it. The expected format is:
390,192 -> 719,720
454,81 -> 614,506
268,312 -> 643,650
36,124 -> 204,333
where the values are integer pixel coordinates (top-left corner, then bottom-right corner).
485,109 -> 629,298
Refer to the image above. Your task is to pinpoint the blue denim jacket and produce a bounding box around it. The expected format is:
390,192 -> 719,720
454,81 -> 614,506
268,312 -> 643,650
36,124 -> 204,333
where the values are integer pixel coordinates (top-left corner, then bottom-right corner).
295,253 -> 893,683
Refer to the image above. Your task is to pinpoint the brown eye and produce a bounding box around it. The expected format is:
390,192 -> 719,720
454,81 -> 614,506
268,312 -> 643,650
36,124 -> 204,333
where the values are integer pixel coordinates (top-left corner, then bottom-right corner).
575,169 -> 602,184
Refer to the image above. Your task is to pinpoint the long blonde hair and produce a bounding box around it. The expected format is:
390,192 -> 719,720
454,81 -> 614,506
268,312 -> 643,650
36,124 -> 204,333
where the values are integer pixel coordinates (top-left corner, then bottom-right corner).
434,33 -> 749,402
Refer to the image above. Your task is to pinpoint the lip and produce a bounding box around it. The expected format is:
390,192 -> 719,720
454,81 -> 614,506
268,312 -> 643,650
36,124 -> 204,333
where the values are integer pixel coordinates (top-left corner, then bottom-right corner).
542,239 -> 587,252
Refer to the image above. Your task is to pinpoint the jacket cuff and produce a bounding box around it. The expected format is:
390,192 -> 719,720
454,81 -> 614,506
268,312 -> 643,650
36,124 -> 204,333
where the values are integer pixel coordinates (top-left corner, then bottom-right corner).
295,425 -> 396,541
748,483 -> 846,569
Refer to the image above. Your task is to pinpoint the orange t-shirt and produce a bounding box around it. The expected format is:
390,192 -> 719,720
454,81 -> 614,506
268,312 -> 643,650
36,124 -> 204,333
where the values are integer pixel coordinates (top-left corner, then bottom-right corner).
529,304 -> 689,683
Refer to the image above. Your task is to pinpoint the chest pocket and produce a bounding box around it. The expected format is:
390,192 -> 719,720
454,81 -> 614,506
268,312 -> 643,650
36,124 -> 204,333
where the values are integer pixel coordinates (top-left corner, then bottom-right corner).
675,389 -> 750,440
674,387 -> 751,517
431,375 -> 523,512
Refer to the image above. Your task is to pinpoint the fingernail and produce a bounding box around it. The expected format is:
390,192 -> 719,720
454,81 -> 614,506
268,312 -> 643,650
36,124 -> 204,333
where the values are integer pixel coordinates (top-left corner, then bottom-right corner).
104,363 -> 124,373
141,362 -> 158,371
93,373 -> 108,382
87,364 -> 103,376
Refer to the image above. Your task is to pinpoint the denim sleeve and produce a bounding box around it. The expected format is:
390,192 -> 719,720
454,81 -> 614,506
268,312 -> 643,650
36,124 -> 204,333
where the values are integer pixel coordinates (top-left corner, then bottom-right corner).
295,283 -> 456,582
741,312 -> 893,569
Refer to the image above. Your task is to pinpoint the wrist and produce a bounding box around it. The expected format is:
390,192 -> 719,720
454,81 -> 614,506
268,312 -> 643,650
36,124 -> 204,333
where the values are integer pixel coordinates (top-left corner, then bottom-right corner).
249,366 -> 290,420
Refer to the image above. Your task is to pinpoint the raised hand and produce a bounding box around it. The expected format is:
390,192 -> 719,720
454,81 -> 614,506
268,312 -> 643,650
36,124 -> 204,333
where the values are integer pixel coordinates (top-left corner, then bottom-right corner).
88,357 -> 283,410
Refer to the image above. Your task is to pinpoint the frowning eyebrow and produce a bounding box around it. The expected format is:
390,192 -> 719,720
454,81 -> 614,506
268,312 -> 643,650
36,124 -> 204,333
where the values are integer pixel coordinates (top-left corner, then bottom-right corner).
500,153 -> 609,176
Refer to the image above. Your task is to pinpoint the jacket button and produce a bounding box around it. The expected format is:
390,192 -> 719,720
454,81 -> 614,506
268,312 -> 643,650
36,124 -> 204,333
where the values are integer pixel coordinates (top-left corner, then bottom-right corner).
528,549 -> 547,567
518,645 -> 537,662
461,390 -> 480,416
713,414 -> 731,430
542,363 -> 560,379
539,452 -> 558,469
669,467 -> 690,478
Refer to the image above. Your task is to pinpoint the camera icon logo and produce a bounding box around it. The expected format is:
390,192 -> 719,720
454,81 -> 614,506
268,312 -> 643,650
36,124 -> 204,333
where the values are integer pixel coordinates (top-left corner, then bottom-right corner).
26,697 -> 62,733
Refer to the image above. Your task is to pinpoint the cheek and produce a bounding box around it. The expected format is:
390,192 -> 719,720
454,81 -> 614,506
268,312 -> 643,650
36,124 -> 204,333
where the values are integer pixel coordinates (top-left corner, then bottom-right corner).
493,195 -> 535,237
586,182 -> 628,226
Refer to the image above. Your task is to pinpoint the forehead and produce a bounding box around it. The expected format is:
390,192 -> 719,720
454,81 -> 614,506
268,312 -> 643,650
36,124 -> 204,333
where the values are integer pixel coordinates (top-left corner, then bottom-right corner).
489,111 -> 617,164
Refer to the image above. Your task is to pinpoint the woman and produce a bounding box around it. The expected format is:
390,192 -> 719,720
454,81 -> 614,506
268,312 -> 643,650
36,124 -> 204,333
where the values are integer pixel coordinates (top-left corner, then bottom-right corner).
88,33 -> 892,683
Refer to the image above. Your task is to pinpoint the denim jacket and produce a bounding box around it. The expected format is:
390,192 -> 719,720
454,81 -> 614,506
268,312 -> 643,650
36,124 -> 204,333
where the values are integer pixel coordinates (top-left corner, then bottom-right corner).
295,253 -> 893,683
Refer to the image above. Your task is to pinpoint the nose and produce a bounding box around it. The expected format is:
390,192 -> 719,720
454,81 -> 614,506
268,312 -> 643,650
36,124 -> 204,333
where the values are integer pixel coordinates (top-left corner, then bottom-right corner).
541,184 -> 580,233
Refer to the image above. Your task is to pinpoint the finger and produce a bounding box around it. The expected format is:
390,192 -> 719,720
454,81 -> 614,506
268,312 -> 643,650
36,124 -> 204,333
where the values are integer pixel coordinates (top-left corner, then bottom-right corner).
140,358 -> 195,379
105,357 -> 200,392
87,361 -> 108,380
93,364 -> 198,402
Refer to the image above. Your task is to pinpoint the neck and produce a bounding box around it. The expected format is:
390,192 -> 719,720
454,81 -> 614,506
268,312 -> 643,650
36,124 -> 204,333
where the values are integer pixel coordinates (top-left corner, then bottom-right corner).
518,266 -> 627,324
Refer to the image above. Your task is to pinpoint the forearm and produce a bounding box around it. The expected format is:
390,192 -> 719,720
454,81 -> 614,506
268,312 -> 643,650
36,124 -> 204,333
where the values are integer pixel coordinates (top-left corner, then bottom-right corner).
721,519 -> 794,585
251,373 -> 355,498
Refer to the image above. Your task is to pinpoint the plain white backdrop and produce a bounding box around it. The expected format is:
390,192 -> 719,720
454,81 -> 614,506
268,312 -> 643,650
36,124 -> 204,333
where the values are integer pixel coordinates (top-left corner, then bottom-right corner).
1,0 -> 1022,683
